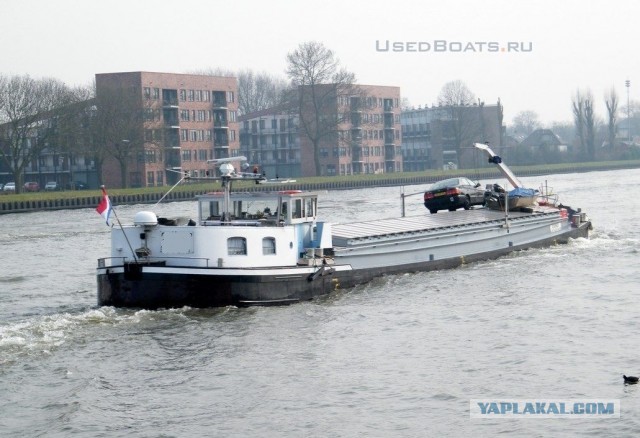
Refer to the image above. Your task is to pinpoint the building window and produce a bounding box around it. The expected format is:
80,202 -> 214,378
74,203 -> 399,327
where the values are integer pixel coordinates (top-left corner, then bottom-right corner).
190,130 -> 197,142
227,91 -> 235,103
147,171 -> 154,186
230,130 -> 236,141
229,111 -> 237,122
197,110 -> 206,121
145,150 -> 156,163
228,237 -> 247,255
153,88 -> 160,100
198,149 -> 207,161
188,89 -> 194,101
143,87 -> 151,99
179,89 -> 186,101
182,149 -> 192,161
156,171 -> 164,186
180,110 -> 190,121
262,237 -> 276,255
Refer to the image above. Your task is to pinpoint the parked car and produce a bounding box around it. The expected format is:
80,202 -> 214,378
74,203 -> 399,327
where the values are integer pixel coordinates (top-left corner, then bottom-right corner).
423,177 -> 485,214
23,181 -> 40,192
44,181 -> 60,191
3,182 -> 15,192
66,181 -> 89,190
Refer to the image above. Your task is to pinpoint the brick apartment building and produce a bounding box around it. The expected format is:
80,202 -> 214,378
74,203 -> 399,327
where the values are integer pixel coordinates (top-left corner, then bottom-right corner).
95,72 -> 239,188
240,84 -> 402,177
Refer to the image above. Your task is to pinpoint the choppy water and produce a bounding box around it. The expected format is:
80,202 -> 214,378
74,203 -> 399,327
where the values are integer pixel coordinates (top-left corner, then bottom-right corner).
1,169 -> 639,437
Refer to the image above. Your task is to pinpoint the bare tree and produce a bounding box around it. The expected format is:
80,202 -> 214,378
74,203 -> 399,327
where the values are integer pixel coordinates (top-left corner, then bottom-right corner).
191,67 -> 287,116
437,80 -> 477,167
496,98 -> 504,149
237,69 -> 288,115
584,94 -> 596,160
401,97 -> 412,111
604,87 -> 618,150
511,110 -> 541,136
572,90 -> 586,159
0,74 -> 77,193
92,84 -> 145,188
285,41 -> 357,176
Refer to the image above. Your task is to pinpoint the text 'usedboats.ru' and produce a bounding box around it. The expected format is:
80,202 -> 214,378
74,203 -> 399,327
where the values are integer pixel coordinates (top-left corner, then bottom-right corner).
97,143 -> 592,309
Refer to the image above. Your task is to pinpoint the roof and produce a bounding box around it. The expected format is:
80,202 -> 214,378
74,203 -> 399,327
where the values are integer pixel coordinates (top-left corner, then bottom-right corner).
520,129 -> 563,147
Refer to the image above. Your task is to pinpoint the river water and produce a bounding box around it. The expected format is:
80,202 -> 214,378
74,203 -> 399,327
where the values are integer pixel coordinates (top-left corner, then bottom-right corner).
1,169 -> 639,437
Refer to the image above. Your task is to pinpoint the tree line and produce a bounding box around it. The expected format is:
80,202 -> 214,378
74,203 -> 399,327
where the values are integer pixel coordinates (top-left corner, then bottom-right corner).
2,41 -> 636,193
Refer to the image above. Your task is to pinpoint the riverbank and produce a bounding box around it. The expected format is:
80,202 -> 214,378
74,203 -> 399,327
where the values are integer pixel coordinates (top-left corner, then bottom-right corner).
2,160 -> 639,214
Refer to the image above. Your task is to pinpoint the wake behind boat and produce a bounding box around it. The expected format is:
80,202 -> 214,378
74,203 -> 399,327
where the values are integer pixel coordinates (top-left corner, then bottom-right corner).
96,144 -> 592,309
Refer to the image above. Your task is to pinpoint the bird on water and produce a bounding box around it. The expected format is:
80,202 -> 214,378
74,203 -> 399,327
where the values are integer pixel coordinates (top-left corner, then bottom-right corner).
623,375 -> 639,384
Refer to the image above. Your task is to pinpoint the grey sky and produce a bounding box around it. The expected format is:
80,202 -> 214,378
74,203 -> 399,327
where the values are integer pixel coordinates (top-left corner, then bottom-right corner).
2,0 -> 637,125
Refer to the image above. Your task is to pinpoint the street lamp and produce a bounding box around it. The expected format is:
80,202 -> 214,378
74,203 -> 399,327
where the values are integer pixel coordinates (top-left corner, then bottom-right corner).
626,79 -> 631,142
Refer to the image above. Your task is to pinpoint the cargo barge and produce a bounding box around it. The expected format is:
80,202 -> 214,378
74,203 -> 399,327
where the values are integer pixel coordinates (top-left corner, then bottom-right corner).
97,144 -> 591,308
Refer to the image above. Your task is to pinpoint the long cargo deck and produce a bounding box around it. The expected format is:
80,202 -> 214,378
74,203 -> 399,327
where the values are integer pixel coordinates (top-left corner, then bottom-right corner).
331,207 -> 560,247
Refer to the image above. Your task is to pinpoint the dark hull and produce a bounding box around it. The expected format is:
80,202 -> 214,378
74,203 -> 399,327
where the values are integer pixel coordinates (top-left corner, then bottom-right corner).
97,221 -> 590,309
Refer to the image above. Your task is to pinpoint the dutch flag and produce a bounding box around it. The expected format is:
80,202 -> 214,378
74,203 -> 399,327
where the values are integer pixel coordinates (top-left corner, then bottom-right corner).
96,186 -> 112,226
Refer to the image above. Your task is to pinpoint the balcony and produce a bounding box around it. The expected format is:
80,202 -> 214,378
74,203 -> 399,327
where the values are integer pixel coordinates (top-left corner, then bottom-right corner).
214,137 -> 229,147
212,91 -> 227,109
165,152 -> 181,168
162,89 -> 179,108
163,108 -> 180,128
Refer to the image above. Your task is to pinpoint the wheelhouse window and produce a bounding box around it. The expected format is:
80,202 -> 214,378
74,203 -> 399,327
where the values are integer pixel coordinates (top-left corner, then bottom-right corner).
228,237 -> 247,255
201,201 -> 221,220
262,237 -> 276,255
292,199 -> 303,219
306,198 -> 315,218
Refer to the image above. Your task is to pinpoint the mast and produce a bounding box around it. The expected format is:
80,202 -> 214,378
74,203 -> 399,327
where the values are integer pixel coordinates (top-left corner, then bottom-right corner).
207,156 -> 265,223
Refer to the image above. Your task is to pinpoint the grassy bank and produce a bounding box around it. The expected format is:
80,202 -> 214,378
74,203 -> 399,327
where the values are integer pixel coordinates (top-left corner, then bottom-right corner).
2,159 -> 639,204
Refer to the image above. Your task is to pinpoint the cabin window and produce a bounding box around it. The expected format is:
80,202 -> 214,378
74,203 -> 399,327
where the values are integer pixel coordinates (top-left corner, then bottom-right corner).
280,201 -> 288,219
202,201 -> 221,220
227,237 -> 247,255
262,237 -> 276,255
292,199 -> 303,219
306,198 -> 315,218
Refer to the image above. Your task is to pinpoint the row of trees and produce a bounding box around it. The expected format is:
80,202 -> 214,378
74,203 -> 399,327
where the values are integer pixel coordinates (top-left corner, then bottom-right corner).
3,40 -> 637,192
509,86 -> 639,164
0,42 -> 357,191
0,74 -> 155,192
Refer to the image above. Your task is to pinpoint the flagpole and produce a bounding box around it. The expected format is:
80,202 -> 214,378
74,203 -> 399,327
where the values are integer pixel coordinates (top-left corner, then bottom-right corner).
101,185 -> 138,264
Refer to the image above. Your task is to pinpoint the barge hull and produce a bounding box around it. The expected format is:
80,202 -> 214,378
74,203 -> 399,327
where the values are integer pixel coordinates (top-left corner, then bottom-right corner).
97,221 -> 590,309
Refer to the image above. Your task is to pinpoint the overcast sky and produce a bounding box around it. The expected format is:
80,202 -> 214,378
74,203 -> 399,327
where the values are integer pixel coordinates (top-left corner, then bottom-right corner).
2,0 -> 637,126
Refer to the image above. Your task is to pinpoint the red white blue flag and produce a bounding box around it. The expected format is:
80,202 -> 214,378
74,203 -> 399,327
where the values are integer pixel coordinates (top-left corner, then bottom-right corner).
96,186 -> 112,226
